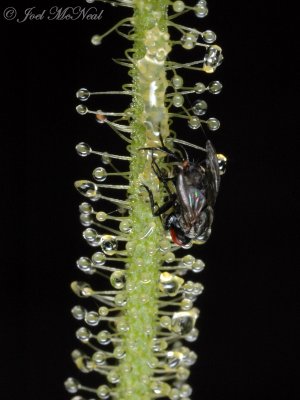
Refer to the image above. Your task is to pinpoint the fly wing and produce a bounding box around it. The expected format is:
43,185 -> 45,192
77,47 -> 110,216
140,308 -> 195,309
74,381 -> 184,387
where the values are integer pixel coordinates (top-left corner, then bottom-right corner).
177,171 -> 206,225
205,140 -> 220,206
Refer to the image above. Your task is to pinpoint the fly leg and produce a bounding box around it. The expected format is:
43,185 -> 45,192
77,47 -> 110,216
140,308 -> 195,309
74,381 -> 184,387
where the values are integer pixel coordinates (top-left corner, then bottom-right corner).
142,184 -> 176,217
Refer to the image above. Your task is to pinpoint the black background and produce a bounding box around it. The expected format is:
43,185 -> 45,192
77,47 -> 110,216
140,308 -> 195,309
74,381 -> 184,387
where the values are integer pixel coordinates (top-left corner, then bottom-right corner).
1,1 -> 298,399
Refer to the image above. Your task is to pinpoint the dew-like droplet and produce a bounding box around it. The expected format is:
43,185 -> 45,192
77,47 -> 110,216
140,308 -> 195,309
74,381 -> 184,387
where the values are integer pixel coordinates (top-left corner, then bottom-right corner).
194,82 -> 206,94
110,270 -> 126,289
71,281 -> 93,298
100,235 -> 118,255
82,227 -> 98,244
92,167 -> 107,182
114,345 -> 126,359
85,311 -> 100,326
194,2 -> 208,18
72,327 -> 89,343
76,104 -> 88,115
76,88 -> 90,101
96,385 -> 110,400
203,45 -> 223,73
188,116 -> 201,130
208,80 -> 223,94
119,219 -> 132,233
207,117 -> 220,131
97,330 -> 111,345
91,251 -> 106,265
185,327 -> 199,342
192,100 -> 207,116
91,34 -> 102,46
181,298 -> 193,310
96,211 -> 107,222
172,93 -> 184,108
64,377 -> 80,394
171,309 -> 199,335
159,272 -> 184,296
171,75 -> 184,89
71,305 -> 86,320
202,30 -> 216,44
166,350 -> 184,368
76,257 -> 94,274
217,153 -> 227,175
172,0 -> 185,12
107,369 -> 120,384
98,306 -> 109,317
92,350 -> 107,366
79,202 -> 93,214
79,213 -> 93,227
179,383 -> 192,396
101,153 -> 111,165
192,259 -> 205,273
74,180 -> 100,200
76,142 -> 91,157
115,292 -> 127,307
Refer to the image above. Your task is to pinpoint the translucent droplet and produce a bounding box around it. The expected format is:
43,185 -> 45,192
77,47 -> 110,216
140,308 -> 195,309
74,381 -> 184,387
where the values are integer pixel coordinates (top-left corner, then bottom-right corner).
166,350 -> 184,368
119,219 -> 132,233
92,167 -> 107,182
93,350 -> 107,366
185,327 -> 199,342
71,305 -> 86,320
159,272 -> 184,296
72,349 -> 93,373
194,2 -> 208,18
171,75 -> 183,89
96,211 -> 107,222
172,93 -> 184,108
85,311 -> 99,326
79,213 -> 93,227
76,104 -> 88,115
115,292 -> 127,307
100,235 -> 118,255
202,30 -> 216,44
82,228 -> 100,245
182,255 -> 195,267
160,315 -> 171,328
170,388 -> 181,400
116,318 -> 129,333
179,383 -> 192,396
97,330 -> 111,345
64,377 -> 80,394
159,239 -> 171,252
76,142 -> 91,157
76,326 -> 91,342
152,338 -> 168,352
96,385 -> 110,399
86,0 -> 95,3
181,33 -> 198,50
172,0 -> 185,12
101,153 -> 111,165
164,252 -> 176,263
151,381 -> 171,396
110,270 -> 126,289
79,203 -> 93,216
71,281 -> 93,298
203,45 -> 223,73
188,116 -> 201,130
208,80 -> 223,94
207,117 -> 220,131
76,88 -> 90,101
192,100 -> 207,116
193,282 -> 204,295
114,345 -> 125,359
98,306 -> 109,316
107,369 -> 120,384
74,180 -> 100,200
91,251 -> 106,265
217,154 -> 227,175
185,350 -> 197,366
91,34 -> 102,46
181,298 -> 193,310
76,257 -> 94,274
192,259 -> 205,273
171,309 -> 199,335
194,82 -> 206,94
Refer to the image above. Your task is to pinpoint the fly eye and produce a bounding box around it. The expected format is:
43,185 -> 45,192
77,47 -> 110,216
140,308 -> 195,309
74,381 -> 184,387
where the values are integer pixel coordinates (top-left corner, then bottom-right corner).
217,154 -> 227,175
